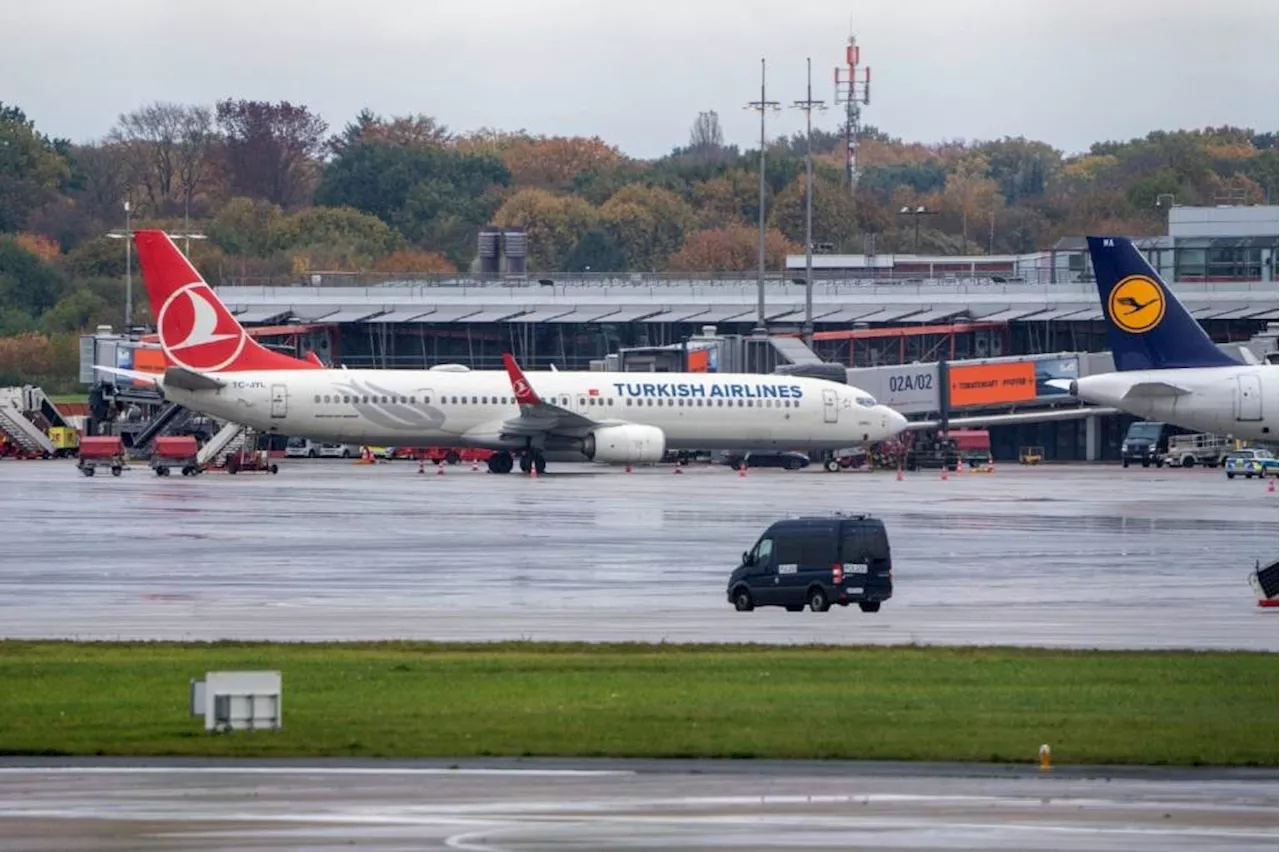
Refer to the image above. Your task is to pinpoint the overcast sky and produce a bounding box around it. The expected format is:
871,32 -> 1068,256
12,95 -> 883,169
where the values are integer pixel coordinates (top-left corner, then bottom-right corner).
3,0 -> 1277,158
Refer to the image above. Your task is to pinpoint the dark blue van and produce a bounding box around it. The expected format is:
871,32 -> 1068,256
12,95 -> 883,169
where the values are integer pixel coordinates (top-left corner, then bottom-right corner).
726,514 -> 893,613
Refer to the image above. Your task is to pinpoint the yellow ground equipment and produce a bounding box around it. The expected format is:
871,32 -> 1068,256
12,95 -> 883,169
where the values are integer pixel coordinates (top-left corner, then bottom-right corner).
1019,445 -> 1044,465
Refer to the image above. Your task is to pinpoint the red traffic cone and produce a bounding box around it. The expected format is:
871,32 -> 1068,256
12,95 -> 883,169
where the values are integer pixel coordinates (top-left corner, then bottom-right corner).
738,463 -> 747,478
896,467 -> 904,482
673,467 -> 683,474
1268,477 -> 1275,494
940,465 -> 948,481
625,463 -> 632,473
471,460 -> 480,472
436,462 -> 445,475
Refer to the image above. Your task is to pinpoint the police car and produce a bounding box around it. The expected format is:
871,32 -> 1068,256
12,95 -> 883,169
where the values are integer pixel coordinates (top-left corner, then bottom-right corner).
1224,449 -> 1278,479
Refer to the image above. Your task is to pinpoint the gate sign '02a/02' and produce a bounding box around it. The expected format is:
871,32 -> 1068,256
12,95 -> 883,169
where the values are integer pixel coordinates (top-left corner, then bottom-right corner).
875,365 -> 941,413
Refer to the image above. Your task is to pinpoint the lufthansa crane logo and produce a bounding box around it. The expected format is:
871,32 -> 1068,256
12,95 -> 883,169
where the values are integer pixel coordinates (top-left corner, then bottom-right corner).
1107,275 -> 1166,334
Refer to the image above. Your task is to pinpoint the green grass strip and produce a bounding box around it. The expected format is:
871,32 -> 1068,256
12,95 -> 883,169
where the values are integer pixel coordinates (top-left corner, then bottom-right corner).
1,641 -> 1274,766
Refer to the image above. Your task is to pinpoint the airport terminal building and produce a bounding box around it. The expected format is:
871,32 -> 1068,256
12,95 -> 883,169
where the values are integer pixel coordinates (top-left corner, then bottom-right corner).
91,206 -> 1279,463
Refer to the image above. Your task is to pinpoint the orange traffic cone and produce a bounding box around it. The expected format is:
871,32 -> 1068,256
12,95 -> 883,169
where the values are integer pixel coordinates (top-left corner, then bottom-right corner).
940,465 -> 948,481
738,463 -> 747,478
896,467 -> 904,482
1268,477 -> 1275,494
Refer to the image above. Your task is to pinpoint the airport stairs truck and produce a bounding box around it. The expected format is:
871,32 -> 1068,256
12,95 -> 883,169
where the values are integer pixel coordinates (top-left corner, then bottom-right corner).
0,386 -> 65,457
128,402 -> 200,458
197,421 -> 250,467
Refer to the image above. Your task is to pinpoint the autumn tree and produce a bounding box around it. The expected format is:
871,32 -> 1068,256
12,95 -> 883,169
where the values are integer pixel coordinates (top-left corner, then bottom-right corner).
316,136 -> 510,263
490,134 -> 627,191
492,188 -> 598,271
598,183 -> 697,270
0,236 -> 67,316
939,155 -> 1005,253
0,103 -> 70,232
563,228 -> 627,272
768,174 -> 862,252
109,102 -> 217,218
691,169 -> 759,228
215,99 -> 327,208
372,248 -> 456,274
666,224 -> 799,272
207,196 -> 293,257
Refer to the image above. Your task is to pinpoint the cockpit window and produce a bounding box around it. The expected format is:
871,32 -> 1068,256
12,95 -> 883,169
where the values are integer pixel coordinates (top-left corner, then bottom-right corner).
856,396 -> 877,408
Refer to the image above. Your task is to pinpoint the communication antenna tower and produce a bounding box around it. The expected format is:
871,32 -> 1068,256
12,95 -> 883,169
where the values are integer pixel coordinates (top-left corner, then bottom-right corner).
834,28 -> 871,194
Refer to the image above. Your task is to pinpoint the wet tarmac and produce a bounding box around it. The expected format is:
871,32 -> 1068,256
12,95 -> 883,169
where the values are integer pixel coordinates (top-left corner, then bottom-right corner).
0,460 -> 1275,650
0,758 -> 1274,851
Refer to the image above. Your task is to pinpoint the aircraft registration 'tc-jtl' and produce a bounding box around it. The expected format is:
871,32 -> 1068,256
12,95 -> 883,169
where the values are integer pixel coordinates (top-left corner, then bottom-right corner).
100,230 -> 909,474
1048,236 -> 1278,442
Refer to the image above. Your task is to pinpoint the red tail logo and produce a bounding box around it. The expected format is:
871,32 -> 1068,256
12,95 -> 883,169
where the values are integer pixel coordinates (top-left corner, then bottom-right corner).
134,230 -> 318,373
502,353 -> 541,405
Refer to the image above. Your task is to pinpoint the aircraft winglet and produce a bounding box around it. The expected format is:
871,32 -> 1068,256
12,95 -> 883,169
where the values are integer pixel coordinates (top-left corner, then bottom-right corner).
502,353 -> 542,406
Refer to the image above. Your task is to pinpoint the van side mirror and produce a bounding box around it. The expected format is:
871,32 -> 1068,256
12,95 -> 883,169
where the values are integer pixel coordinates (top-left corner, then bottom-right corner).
742,550 -> 753,566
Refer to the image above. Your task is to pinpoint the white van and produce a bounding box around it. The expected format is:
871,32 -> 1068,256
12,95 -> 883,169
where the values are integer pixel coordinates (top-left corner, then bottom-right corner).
284,437 -> 320,458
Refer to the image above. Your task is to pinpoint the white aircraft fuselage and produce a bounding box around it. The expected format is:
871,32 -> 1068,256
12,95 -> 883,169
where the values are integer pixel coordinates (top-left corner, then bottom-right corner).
164,366 -> 909,460
1072,364 -> 1278,442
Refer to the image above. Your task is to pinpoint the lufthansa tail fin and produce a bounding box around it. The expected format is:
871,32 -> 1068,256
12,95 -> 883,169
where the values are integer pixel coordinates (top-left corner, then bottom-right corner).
1087,236 -> 1239,371
133,230 -> 318,373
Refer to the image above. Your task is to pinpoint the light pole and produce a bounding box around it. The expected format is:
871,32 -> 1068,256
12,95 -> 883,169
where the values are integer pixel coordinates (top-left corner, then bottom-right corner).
898,205 -> 936,254
745,58 -> 780,336
106,201 -> 132,332
792,57 -> 826,347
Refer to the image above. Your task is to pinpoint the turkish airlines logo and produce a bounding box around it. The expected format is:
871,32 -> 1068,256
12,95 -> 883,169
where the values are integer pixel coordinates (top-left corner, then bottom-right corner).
513,378 -> 532,399
157,283 -> 247,372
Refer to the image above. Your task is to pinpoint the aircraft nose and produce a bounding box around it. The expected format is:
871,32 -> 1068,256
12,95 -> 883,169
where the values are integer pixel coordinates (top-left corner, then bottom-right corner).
882,406 -> 908,435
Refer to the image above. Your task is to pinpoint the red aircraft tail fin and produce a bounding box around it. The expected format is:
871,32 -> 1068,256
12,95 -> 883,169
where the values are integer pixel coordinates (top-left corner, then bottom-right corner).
133,229 -> 318,373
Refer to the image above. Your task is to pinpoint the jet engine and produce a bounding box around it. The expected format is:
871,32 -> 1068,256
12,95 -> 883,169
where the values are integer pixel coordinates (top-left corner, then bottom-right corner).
582,424 -> 666,464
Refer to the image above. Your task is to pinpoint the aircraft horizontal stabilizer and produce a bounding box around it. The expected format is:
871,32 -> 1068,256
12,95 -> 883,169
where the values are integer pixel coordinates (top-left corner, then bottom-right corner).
1121,380 -> 1191,399
93,365 -> 160,386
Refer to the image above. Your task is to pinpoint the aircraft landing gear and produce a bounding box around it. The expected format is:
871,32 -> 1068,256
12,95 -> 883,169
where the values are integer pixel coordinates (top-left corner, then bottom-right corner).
518,451 -> 547,475
487,452 -> 514,474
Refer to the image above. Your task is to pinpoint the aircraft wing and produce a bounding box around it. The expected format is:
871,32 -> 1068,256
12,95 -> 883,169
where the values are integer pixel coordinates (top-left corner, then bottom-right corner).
497,353 -> 610,438
903,405 -> 1120,431
1121,380 -> 1191,399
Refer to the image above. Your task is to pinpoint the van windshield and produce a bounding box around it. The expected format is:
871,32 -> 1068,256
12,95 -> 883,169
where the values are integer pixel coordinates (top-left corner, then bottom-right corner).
1125,422 -> 1164,441
286,437 -> 307,448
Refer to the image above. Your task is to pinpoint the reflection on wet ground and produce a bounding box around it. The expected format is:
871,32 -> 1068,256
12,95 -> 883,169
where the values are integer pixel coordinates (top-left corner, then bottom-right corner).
1,460 -> 1274,649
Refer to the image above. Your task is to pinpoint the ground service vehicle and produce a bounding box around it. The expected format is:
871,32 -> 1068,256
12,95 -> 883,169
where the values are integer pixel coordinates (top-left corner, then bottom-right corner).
722,450 -> 811,470
225,448 -> 279,475
1121,421 -> 1192,468
1160,432 -> 1230,468
284,437 -> 320,458
1224,448 -> 1278,479
727,514 -> 893,613
77,436 -> 125,477
151,435 -> 202,477
905,435 -> 960,471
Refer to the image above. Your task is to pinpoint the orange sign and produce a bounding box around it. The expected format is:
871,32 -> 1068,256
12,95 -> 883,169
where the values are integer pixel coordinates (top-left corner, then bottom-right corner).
949,362 -> 1036,407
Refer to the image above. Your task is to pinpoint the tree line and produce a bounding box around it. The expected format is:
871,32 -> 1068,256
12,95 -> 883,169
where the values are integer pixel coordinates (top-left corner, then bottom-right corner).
0,97 -> 1276,389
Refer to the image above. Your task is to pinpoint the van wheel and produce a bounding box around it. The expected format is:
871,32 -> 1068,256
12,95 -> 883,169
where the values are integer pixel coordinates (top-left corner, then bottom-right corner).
732,589 -> 754,612
824,459 -> 840,473
807,587 -> 829,612
859,601 -> 881,613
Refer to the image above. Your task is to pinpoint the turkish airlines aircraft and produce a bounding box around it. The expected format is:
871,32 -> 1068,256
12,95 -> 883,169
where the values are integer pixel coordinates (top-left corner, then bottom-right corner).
103,230 -> 909,473
1053,236 -> 1278,442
